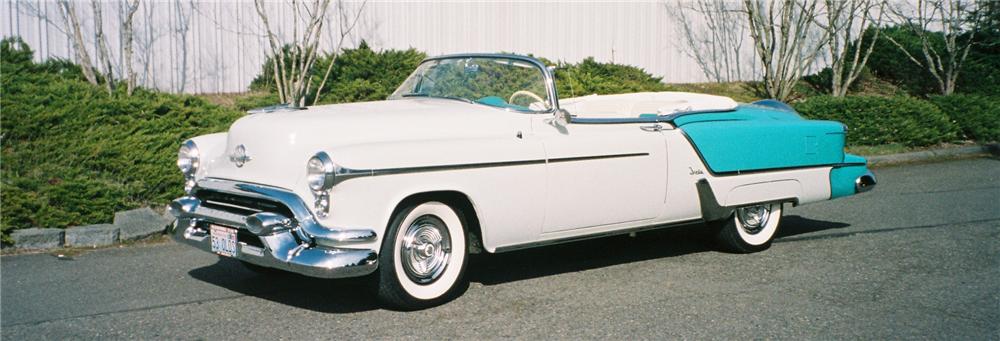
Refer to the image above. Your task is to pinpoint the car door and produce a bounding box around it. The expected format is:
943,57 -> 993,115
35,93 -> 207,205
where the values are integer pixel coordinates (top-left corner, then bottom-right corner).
531,116 -> 668,233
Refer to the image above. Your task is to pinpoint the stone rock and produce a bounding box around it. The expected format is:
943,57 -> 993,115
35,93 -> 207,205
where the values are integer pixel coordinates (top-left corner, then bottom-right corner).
11,228 -> 64,249
65,224 -> 120,248
114,207 -> 170,241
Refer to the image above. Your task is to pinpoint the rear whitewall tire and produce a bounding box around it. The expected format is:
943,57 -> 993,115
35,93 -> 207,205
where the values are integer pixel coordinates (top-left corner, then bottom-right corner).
714,202 -> 783,253
377,201 -> 468,310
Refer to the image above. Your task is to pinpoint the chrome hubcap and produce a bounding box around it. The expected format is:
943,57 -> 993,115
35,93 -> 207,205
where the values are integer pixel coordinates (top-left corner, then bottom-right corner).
400,215 -> 451,284
736,204 -> 771,234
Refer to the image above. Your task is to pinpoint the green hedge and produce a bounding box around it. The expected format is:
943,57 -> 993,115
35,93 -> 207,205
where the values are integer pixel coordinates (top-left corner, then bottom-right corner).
249,41 -> 426,105
793,95 -> 960,147
550,57 -> 671,97
864,26 -> 1000,96
0,37 -> 242,242
928,95 -> 1000,142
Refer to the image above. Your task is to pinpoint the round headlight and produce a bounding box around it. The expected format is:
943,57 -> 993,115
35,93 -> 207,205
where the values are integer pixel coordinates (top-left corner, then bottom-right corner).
177,140 -> 200,176
306,152 -> 336,191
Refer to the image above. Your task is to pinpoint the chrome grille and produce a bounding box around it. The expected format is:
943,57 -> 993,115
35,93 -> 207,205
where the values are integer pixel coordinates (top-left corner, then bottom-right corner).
195,189 -> 295,218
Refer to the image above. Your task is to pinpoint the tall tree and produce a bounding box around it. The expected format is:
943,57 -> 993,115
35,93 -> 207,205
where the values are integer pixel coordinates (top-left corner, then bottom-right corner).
91,0 -> 115,94
313,0 -> 367,105
886,0 -> 983,95
122,0 -> 141,96
744,0 -> 829,101
821,0 -> 885,96
55,0 -> 98,85
254,0 -> 333,107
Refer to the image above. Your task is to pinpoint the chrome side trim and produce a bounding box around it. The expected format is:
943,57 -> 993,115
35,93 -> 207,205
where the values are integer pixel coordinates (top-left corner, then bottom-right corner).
548,153 -> 648,163
331,152 -> 650,185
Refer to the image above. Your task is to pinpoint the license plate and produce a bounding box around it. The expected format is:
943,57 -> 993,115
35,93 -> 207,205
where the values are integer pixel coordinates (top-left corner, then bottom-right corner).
210,225 -> 239,258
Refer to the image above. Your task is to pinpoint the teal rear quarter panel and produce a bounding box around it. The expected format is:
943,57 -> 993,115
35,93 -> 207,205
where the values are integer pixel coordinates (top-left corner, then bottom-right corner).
676,105 -> 846,174
829,154 -> 869,199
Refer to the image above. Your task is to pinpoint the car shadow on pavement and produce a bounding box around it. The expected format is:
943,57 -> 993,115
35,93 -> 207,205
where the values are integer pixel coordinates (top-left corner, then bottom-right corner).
188,257 -> 379,313
467,215 -> 849,286
775,215 -> 850,239
186,215 -> 848,311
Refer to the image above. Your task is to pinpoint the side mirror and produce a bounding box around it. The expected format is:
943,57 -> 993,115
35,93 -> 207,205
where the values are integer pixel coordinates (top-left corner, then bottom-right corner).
553,109 -> 571,126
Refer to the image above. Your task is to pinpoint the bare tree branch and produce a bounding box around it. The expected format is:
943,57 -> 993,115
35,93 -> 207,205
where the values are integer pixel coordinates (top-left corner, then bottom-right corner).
885,0 -> 981,95
665,0 -> 753,83
56,0 -> 98,85
823,0 -> 884,96
744,0 -> 829,101
313,0 -> 367,105
123,0 -> 141,96
254,0 -> 334,106
92,0 -> 115,94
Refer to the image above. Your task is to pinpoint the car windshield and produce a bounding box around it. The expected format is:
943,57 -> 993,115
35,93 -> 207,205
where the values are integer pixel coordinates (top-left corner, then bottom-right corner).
388,56 -> 552,112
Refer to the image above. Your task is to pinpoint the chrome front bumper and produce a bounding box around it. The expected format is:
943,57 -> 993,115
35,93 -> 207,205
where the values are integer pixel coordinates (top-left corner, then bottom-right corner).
169,179 -> 378,279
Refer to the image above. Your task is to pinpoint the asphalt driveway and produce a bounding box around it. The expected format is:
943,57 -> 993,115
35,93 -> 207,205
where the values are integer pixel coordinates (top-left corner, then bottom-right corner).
3,157 -> 998,339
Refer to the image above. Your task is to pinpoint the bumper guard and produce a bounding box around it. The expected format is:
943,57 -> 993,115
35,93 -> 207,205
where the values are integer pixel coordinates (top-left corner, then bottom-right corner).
168,179 -> 378,279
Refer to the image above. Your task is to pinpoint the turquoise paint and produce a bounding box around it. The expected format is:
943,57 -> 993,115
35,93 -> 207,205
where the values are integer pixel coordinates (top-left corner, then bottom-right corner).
829,154 -> 869,199
677,105 -> 846,173
673,105 -> 803,126
477,96 -> 530,111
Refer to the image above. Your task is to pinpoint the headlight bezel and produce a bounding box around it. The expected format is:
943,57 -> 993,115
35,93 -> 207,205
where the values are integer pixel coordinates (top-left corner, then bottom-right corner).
177,140 -> 200,177
306,152 -> 336,192
177,140 -> 200,194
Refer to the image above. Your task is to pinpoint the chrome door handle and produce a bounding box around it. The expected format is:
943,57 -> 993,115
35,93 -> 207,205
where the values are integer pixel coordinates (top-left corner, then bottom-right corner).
640,124 -> 663,132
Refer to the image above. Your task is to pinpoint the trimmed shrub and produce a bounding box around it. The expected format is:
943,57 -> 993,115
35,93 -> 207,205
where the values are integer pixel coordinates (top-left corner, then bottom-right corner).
551,57 -> 671,98
793,95 -> 960,147
249,41 -> 426,105
928,95 -> 1000,142
0,37 -> 242,241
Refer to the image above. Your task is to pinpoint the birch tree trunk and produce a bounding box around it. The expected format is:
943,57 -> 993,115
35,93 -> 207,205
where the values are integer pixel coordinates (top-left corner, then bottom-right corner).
313,0 -> 367,105
886,0 -> 981,95
254,0 -> 333,106
122,0 -> 141,96
56,0 -> 98,85
823,0 -> 884,97
744,0 -> 829,101
91,0 -> 115,94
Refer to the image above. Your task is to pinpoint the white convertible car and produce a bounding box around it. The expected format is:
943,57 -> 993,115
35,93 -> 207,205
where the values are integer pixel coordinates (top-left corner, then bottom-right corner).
169,53 -> 876,309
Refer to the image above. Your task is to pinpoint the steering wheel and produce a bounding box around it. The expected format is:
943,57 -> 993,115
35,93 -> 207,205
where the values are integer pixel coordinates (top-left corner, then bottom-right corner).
509,90 -> 546,107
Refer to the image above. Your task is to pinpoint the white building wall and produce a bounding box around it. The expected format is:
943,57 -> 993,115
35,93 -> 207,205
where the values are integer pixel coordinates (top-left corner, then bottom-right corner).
1,0 -> 726,94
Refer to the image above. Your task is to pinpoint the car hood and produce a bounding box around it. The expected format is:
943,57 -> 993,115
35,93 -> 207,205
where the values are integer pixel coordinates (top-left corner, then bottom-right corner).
204,98 -> 528,189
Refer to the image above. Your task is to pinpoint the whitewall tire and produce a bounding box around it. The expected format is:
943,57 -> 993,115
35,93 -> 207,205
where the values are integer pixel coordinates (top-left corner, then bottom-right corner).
376,201 -> 468,310
714,202 -> 782,253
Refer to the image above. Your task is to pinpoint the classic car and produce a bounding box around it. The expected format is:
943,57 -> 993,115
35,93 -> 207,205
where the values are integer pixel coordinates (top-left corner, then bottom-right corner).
168,53 -> 876,309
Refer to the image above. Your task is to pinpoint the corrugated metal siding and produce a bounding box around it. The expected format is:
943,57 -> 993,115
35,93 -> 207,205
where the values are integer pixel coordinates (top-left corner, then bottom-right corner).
1,0 -> 730,94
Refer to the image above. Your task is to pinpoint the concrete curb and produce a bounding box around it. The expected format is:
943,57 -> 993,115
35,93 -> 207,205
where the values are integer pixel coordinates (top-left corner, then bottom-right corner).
866,144 -> 999,167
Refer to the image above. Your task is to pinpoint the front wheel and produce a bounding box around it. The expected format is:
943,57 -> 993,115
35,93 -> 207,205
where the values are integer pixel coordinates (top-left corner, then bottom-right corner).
376,201 -> 468,310
714,202 -> 783,253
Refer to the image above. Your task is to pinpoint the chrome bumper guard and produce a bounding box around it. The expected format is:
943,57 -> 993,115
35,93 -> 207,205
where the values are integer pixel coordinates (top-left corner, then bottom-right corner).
168,179 -> 378,279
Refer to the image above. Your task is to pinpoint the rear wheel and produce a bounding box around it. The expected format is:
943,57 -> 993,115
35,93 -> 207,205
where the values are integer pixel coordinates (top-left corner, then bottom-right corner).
714,203 -> 783,253
376,201 -> 468,310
